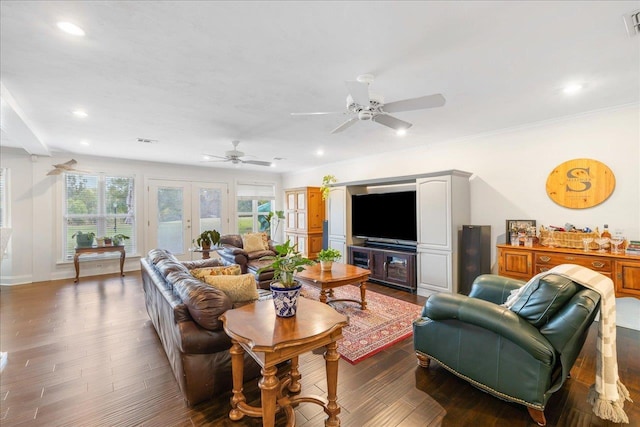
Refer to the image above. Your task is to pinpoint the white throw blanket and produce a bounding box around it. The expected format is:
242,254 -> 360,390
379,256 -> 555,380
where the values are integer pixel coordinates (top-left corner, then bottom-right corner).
503,264 -> 632,423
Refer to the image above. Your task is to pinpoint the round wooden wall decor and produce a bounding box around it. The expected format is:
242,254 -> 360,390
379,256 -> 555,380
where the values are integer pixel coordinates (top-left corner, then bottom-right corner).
546,158 -> 615,209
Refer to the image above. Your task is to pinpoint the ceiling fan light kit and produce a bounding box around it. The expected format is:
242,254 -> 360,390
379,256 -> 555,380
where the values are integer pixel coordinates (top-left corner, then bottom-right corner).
292,74 -> 446,134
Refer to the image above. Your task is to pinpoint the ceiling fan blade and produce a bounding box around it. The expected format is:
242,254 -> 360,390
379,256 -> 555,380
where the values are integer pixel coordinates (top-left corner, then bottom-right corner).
383,94 -> 446,113
52,159 -> 77,168
372,114 -> 413,131
291,111 -> 347,116
345,80 -> 370,106
202,154 -> 229,161
242,160 -> 273,167
47,168 -> 63,176
331,118 -> 359,134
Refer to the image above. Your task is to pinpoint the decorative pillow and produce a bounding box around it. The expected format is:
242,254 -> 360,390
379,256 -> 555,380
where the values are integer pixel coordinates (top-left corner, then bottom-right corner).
190,265 -> 241,280
509,274 -> 579,328
242,232 -> 268,252
202,273 -> 259,303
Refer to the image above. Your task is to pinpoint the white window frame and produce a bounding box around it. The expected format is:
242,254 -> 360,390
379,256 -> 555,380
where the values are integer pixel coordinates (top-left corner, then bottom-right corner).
61,172 -> 136,261
236,182 -> 276,234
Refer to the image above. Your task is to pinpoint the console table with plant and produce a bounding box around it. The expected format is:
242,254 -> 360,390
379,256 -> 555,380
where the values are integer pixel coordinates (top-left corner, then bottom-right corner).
193,229 -> 221,259
74,245 -> 125,283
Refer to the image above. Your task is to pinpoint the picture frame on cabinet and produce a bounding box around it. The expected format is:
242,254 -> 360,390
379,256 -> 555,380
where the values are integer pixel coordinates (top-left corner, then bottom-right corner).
506,219 -> 536,240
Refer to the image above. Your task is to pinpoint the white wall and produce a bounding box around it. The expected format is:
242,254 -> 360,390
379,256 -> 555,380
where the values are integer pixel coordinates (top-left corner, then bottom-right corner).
2,106 -> 638,328
0,147 -> 282,285
282,105 -> 640,329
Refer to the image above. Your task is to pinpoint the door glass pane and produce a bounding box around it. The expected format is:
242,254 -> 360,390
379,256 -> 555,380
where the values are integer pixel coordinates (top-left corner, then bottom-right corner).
386,255 -> 408,281
157,187 -> 184,253
297,193 -> 305,209
199,188 -> 222,233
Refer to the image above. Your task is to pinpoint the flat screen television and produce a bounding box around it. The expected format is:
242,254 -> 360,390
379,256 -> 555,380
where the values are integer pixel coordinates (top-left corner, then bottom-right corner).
351,191 -> 417,243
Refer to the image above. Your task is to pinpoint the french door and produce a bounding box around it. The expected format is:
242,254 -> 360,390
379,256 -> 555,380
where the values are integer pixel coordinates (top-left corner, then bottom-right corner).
147,180 -> 228,260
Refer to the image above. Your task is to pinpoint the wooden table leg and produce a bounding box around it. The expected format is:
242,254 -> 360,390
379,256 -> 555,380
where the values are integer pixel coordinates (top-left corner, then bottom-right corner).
259,364 -> 279,427
229,341 -> 246,421
288,356 -> 301,394
324,341 -> 341,427
359,281 -> 367,310
74,254 -> 80,283
319,289 -> 328,304
119,249 -> 125,277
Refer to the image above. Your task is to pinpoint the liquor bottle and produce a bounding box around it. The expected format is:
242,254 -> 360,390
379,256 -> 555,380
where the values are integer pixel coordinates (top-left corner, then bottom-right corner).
601,224 -> 611,249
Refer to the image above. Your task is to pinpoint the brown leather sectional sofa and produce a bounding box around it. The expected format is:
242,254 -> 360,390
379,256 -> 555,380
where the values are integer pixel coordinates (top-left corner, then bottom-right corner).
140,248 -> 261,406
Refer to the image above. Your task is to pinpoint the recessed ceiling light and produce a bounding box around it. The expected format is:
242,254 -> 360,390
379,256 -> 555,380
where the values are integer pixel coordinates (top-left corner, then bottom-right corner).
57,22 -> 85,37
396,129 -> 407,136
202,155 -> 211,160
270,162 -> 276,167
316,149 -> 324,157
80,140 -> 90,146
562,83 -> 583,95
72,110 -> 88,118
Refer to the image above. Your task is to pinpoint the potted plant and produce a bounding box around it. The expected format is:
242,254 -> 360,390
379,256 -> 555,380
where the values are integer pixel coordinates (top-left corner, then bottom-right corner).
72,231 -> 96,248
112,234 -> 130,246
317,248 -> 342,271
196,229 -> 221,250
320,175 -> 337,201
259,240 -> 315,317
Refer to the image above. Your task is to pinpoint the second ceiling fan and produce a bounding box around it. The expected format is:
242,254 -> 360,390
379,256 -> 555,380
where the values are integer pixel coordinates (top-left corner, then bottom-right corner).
203,140 -> 274,167
291,74 -> 446,134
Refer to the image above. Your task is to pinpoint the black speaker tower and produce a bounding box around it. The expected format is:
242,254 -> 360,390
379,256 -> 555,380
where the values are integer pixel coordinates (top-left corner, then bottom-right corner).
459,225 -> 491,295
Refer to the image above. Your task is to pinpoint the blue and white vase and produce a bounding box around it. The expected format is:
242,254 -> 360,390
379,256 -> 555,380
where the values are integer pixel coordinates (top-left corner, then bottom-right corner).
270,282 -> 302,317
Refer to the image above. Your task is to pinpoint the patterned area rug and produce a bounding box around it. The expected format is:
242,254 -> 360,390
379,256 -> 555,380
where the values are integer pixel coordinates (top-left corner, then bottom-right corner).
300,284 -> 423,364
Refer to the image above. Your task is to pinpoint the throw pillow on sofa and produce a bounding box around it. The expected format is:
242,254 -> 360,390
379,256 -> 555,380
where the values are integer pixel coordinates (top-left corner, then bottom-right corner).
242,232 -> 268,253
203,273 -> 259,303
190,264 -> 241,280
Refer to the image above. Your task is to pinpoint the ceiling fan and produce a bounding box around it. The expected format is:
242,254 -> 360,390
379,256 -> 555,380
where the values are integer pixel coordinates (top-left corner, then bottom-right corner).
46,159 -> 89,175
203,141 -> 274,167
291,74 -> 446,134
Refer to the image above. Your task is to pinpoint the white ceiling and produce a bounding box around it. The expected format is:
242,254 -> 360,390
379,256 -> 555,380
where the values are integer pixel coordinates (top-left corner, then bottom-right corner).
1,1 -> 638,173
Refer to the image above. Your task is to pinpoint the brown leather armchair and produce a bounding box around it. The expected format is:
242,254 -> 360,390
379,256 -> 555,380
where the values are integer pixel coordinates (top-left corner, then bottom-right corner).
218,234 -> 275,289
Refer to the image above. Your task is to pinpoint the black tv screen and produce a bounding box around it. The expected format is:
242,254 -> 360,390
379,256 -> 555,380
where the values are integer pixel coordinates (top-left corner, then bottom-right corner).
351,191 -> 417,242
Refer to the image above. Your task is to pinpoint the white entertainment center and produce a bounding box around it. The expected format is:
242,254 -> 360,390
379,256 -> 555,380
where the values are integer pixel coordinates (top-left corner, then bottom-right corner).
327,170 -> 471,297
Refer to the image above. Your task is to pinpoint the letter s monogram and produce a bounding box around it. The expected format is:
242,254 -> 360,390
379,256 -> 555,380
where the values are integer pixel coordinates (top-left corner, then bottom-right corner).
566,167 -> 591,192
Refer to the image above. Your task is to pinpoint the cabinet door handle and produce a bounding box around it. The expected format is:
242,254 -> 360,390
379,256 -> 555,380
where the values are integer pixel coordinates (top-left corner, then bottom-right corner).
539,256 -> 551,262
564,256 -> 575,260
383,261 -> 388,272
592,261 -> 605,268
367,259 -> 370,269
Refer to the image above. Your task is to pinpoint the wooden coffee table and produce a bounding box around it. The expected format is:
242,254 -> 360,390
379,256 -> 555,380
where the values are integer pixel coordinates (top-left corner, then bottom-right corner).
220,298 -> 349,427
295,262 -> 370,310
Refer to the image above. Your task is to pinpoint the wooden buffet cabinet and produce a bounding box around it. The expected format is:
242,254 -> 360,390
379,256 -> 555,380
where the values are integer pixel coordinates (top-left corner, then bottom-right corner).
284,187 -> 325,259
497,244 -> 640,299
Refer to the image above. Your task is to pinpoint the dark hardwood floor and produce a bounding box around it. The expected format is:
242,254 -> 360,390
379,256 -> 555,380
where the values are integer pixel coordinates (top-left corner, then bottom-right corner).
1,273 -> 638,426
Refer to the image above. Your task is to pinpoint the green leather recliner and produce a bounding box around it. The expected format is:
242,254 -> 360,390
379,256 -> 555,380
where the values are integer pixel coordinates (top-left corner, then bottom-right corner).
413,274 -> 601,426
